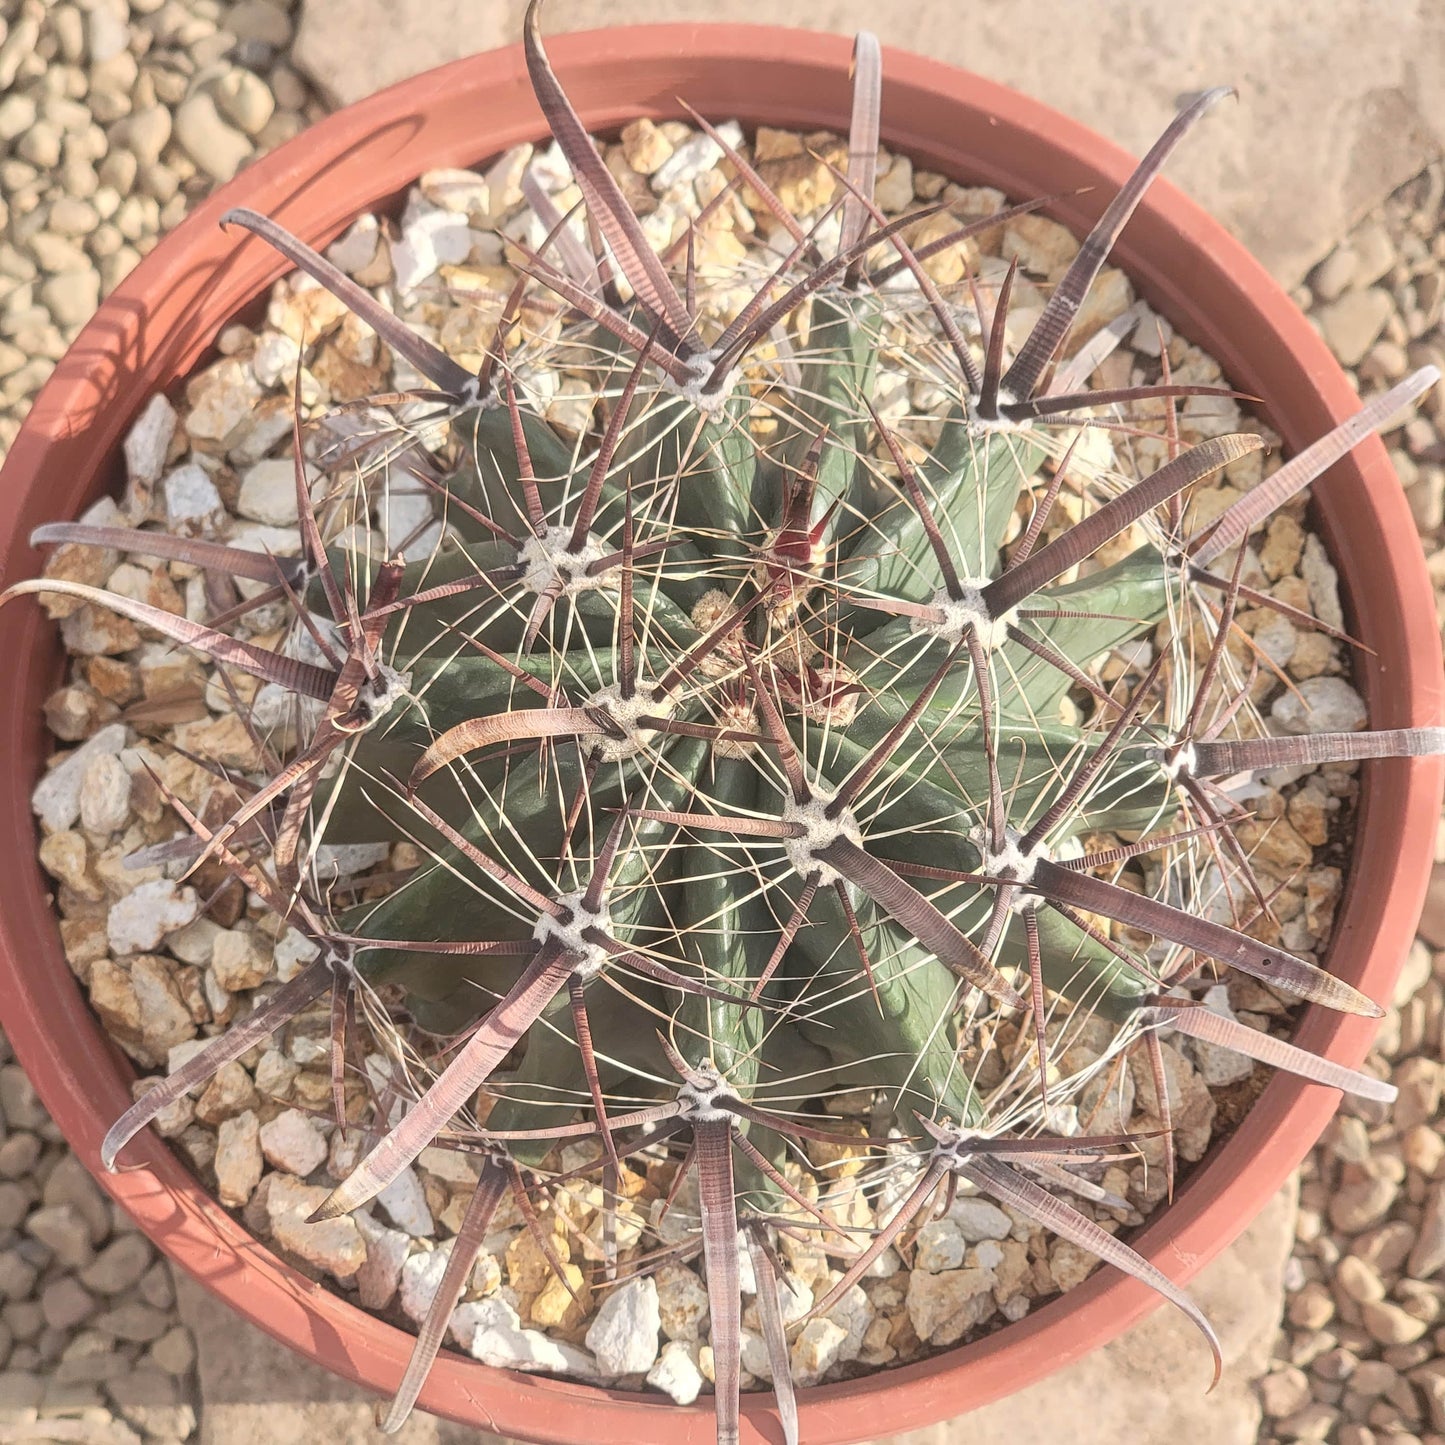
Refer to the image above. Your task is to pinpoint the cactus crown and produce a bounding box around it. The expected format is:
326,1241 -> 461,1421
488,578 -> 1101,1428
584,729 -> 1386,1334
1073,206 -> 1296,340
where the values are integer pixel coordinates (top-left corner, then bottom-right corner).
10,4 -> 1442,1441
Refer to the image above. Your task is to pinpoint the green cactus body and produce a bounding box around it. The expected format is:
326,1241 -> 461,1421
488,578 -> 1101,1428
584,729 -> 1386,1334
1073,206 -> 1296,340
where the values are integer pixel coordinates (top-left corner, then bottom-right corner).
303,277 -> 1196,1153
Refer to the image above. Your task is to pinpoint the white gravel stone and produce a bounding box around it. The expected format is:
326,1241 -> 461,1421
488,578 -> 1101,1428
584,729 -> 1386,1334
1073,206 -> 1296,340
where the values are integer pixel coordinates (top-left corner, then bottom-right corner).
355,1213 -> 410,1311
258,1108 -> 328,1176
1311,245 -> 1358,302
906,1265 -> 997,1344
651,122 -> 739,193
71,493 -> 125,547
229,0 -> 294,46
228,523 -> 303,597
1271,675 -> 1368,735
391,205 -> 476,292
470,1313 -> 599,1377
774,1273 -> 813,1326
254,1048 -> 300,1099
375,1168 -> 434,1238
32,723 -> 127,833
78,751 -> 131,834
237,457 -> 304,526
44,1156 -> 109,1245
646,1339 -> 703,1404
528,140 -> 573,192
202,969 -> 233,1021
874,153 -> 915,212
226,405 -> 293,465
790,1317 -> 848,1387
165,917 -> 222,968
249,330 -> 303,390
372,477 -> 437,555
312,842 -> 391,879
417,1146 -> 479,1186
1300,532 -> 1345,630
735,1229 -> 757,1294
450,1294 -> 519,1350
49,198 -> 99,238
209,928 -> 273,991
585,1276 -> 660,1375
914,1218 -> 966,1272
289,1031 -> 330,1067
272,927 -> 321,982
185,357 -> 262,443
107,879 -> 199,956
35,228 -> 89,274
1252,613 -> 1298,670
482,144 -> 531,218
214,1112 -> 263,1208
266,1176 -> 365,1279
122,394 -> 177,495
1187,985 -> 1258,1087
420,168 -> 491,216
739,1325 -> 773,1381
826,1282 -> 873,1361
1409,1180 -> 1445,1280
947,1196 -> 1013,1243
325,215 -> 382,276
163,463 -> 225,533
130,955 -> 196,1057
399,1242 -> 452,1325
0,15 -> 38,88
328,1130 -> 362,1180
655,1265 -> 709,1342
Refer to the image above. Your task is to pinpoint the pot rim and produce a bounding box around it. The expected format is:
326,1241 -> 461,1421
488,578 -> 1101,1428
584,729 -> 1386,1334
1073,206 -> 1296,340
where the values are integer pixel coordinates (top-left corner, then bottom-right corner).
0,23 -> 1439,1445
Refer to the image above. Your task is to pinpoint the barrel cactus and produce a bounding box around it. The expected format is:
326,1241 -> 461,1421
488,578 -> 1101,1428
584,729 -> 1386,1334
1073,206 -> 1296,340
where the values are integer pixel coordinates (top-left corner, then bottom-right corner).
9,5 -> 1441,1442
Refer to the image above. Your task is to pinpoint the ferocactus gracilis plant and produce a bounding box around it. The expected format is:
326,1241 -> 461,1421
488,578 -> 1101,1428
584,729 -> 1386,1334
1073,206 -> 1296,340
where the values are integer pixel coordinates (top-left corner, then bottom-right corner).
9,5 -> 1443,1441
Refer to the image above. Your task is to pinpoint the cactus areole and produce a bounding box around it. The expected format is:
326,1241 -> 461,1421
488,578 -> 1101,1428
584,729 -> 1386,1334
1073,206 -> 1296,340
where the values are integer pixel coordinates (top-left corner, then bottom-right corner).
0,11 -> 1441,1445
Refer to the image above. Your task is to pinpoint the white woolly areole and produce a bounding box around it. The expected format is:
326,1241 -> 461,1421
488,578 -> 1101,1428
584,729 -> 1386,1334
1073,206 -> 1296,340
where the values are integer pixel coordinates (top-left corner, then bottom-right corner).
325,942 -> 358,978
1154,741 -> 1197,780
534,890 -> 612,981
349,663 -> 412,729
938,1125 -> 980,1169
677,1066 -> 738,1124
910,583 -> 1014,652
970,822 -> 1050,913
516,525 -> 613,599
455,374 -> 488,412
782,789 -> 863,887
966,386 -> 1033,433
658,350 -> 741,418
586,683 -> 674,763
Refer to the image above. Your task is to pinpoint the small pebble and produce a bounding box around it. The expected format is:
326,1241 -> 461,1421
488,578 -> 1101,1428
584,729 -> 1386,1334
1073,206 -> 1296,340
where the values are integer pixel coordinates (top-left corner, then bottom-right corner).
585,1276 -> 660,1376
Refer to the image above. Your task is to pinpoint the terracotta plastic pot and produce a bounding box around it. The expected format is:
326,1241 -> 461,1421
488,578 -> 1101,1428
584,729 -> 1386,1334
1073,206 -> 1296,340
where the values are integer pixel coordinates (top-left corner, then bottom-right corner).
0,24 -> 1440,1445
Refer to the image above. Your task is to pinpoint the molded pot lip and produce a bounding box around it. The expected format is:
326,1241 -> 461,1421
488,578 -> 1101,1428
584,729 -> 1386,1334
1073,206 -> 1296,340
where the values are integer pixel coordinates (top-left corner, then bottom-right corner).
0,24 -> 1439,1445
